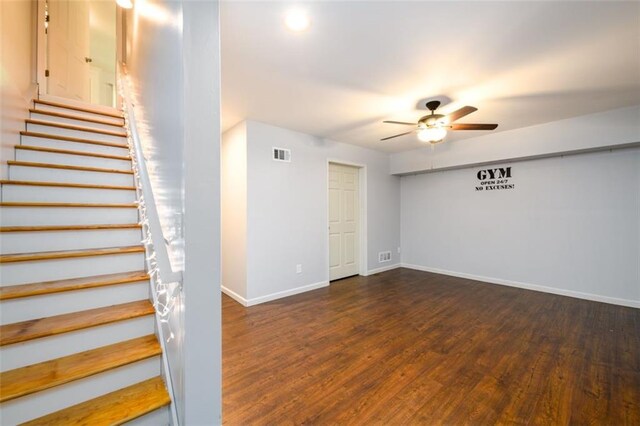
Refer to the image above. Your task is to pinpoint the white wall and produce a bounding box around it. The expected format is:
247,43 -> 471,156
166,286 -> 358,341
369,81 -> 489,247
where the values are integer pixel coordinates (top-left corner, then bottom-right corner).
241,120 -> 401,303
124,0 -> 185,270
124,2 -> 186,420
221,121 -> 247,300
391,106 -> 640,175
125,0 -> 221,423
0,0 -> 37,179
182,1 -> 221,423
400,148 -> 640,307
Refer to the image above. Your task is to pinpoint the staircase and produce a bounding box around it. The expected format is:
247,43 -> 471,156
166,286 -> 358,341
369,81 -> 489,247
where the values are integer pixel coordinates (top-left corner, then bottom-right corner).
0,99 -> 171,425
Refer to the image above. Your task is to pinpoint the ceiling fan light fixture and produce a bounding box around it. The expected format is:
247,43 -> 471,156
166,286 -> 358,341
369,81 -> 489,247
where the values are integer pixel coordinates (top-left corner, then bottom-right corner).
425,115 -> 447,127
381,102 -> 496,143
418,127 -> 447,144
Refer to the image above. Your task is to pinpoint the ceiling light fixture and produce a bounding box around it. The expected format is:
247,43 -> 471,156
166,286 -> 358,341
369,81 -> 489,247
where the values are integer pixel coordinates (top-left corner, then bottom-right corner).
285,9 -> 310,32
381,100 -> 498,144
116,0 -> 133,9
417,127 -> 447,144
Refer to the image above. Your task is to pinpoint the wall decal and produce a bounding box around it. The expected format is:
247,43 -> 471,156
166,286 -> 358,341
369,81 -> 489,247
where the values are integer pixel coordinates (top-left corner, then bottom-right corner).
475,166 -> 515,191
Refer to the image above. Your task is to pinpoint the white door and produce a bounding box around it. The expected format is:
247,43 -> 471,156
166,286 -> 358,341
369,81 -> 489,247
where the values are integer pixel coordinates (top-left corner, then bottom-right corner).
329,163 -> 360,281
47,0 -> 91,102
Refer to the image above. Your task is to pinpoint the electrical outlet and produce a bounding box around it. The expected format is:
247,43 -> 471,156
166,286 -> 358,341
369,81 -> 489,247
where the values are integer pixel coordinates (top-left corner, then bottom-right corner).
397,247 -> 401,254
296,264 -> 302,274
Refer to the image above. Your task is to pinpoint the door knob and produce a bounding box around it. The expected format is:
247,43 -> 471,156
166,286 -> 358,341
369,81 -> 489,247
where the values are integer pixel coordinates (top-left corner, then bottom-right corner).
85,57 -> 93,63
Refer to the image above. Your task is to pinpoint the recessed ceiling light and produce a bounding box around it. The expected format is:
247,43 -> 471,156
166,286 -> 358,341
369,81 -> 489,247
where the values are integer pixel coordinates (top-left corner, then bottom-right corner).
116,0 -> 133,9
284,9 -> 310,32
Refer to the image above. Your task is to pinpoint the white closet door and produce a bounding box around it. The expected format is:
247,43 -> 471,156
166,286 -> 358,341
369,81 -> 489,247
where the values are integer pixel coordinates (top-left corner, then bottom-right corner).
48,0 -> 91,102
329,163 -> 359,281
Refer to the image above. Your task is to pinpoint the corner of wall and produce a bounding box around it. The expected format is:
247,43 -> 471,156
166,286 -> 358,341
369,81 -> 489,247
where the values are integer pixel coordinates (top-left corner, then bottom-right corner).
221,120 -> 249,301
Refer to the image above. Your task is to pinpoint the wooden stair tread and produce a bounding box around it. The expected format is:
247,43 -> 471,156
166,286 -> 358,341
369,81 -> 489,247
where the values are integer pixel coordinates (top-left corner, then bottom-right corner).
0,201 -> 137,208
0,300 -> 155,346
8,160 -> 133,174
34,99 -> 124,119
20,131 -> 129,149
21,376 -> 170,426
0,223 -> 141,232
26,119 -> 127,137
29,108 -> 125,128
0,335 -> 161,402
0,245 -> 144,264
16,145 -> 131,161
0,271 -> 149,300
0,180 -> 135,191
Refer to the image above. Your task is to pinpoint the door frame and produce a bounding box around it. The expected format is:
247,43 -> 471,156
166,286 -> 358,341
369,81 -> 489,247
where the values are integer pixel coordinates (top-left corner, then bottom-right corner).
35,0 -> 47,98
326,159 -> 368,281
34,0 -> 121,111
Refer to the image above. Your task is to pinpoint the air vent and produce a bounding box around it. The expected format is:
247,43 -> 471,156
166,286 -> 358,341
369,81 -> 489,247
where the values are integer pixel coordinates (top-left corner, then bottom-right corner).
378,251 -> 392,263
272,147 -> 291,162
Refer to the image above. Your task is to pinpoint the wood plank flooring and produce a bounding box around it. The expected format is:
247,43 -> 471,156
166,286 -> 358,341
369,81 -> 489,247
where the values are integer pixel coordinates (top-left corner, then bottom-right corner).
22,377 -> 170,426
222,268 -> 640,425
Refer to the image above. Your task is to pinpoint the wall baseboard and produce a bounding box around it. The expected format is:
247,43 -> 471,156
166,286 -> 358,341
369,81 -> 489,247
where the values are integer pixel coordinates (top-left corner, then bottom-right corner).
221,285 -> 249,306
363,263 -> 401,276
222,281 -> 330,307
401,263 -> 640,309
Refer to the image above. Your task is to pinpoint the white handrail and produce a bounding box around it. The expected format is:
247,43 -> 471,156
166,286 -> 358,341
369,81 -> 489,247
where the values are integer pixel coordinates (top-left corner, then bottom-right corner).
118,64 -> 182,426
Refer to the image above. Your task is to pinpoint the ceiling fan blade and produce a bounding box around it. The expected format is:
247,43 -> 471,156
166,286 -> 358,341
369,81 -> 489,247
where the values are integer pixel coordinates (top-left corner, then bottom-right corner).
381,130 -> 414,141
383,120 -> 415,126
450,123 -> 498,131
447,106 -> 478,122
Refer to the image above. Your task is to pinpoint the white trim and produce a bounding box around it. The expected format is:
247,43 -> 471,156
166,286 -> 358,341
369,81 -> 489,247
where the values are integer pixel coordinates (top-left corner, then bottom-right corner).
221,285 -> 248,307
363,263 -> 401,276
401,263 -> 640,309
326,159 -> 368,281
223,281 -> 330,307
36,0 -> 46,98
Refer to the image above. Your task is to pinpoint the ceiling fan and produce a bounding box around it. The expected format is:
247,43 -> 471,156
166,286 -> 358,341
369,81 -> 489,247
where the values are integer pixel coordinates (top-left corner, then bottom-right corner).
382,100 -> 498,144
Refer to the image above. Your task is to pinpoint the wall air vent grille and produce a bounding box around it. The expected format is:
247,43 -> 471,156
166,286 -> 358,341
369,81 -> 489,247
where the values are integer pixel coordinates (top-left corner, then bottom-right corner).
273,147 -> 291,162
378,251 -> 392,263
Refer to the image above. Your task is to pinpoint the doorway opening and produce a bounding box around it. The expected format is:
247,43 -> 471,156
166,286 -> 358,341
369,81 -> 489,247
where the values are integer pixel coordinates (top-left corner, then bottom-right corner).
328,161 -> 367,282
38,0 -> 117,108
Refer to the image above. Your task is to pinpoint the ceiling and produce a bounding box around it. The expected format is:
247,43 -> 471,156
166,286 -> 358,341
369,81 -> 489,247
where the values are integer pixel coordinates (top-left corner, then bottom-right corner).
221,1 -> 640,153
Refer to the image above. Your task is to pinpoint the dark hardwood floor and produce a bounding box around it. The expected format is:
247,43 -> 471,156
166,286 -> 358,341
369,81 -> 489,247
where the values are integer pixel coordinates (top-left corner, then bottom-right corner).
222,268 -> 640,425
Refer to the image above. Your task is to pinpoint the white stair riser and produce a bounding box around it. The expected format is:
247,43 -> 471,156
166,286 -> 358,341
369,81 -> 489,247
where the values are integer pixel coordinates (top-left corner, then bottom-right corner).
10,164 -> 134,186
0,357 -> 160,425
16,149 -> 132,171
1,282 -> 149,323
34,104 -> 124,126
0,228 -> 142,254
126,406 -> 170,426
0,316 -> 155,371
27,122 -> 127,145
0,252 -> 145,286
0,207 -> 139,226
30,112 -> 125,133
1,185 -> 137,203
21,135 -> 129,156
